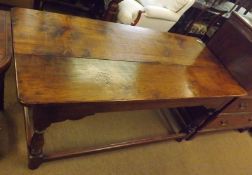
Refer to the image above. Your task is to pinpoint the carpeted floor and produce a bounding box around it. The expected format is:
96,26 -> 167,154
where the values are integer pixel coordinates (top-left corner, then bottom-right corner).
1,63 -> 252,175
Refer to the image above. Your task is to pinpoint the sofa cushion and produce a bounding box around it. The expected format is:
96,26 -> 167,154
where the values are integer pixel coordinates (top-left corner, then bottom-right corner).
137,0 -> 188,12
144,6 -> 180,21
136,0 -> 163,7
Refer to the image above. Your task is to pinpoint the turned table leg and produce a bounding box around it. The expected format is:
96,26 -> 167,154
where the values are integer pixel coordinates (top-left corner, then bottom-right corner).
28,130 -> 45,169
0,73 -> 5,111
23,105 -> 96,169
24,107 -> 51,169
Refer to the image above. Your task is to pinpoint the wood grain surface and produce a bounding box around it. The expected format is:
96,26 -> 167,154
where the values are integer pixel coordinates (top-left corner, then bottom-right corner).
0,10 -> 12,110
12,8 -> 246,106
0,10 -> 12,72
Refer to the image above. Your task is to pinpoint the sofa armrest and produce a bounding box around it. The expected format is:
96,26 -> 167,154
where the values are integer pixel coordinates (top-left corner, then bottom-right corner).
176,0 -> 195,16
144,6 -> 180,21
118,0 -> 144,24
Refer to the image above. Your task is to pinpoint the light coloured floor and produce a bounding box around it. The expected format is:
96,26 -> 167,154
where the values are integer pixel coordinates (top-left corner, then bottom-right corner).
1,63 -> 252,175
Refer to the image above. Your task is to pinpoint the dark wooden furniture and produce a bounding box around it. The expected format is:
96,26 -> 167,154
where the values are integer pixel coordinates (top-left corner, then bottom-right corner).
235,0 -> 252,15
103,0 -> 122,21
208,12 -> 252,93
0,11 -> 12,111
173,7 -> 252,129
11,8 -> 246,169
176,11 -> 252,132
205,12 -> 252,131
34,0 -> 105,18
184,7 -> 227,38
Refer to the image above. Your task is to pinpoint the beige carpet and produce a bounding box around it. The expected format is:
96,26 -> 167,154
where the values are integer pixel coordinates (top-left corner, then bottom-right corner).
1,63 -> 252,175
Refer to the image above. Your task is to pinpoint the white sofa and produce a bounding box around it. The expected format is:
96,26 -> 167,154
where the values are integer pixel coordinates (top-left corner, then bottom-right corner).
117,0 -> 195,32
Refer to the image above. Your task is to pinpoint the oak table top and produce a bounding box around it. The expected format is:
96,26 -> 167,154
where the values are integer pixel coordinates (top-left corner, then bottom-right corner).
12,8 -> 246,107
0,10 -> 12,73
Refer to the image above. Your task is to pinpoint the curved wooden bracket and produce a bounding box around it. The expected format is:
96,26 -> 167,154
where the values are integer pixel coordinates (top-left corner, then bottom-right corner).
25,105 -> 95,169
131,10 -> 144,26
32,106 -> 95,131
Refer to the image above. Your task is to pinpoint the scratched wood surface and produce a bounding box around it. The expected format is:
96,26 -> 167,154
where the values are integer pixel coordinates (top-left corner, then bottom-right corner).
12,8 -> 246,106
0,10 -> 12,72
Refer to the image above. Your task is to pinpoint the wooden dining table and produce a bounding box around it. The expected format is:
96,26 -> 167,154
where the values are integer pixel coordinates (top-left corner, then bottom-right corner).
11,8 -> 246,169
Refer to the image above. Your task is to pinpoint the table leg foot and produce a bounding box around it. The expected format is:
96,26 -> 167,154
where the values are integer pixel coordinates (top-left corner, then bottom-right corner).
184,125 -> 198,141
28,154 -> 44,170
28,130 -> 45,169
